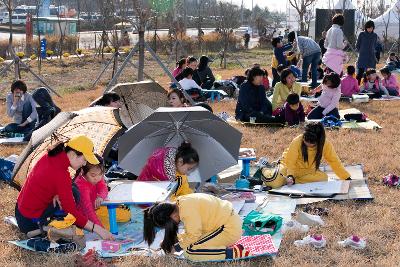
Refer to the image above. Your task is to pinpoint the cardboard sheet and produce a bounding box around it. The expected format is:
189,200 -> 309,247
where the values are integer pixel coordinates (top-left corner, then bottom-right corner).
269,181 -> 350,197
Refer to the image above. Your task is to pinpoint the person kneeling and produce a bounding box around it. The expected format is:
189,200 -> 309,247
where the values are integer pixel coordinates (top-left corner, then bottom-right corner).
143,193 -> 249,261
264,122 -> 350,188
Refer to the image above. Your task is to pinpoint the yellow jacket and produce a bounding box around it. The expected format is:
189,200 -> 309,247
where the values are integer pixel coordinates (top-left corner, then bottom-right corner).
170,173 -> 193,201
177,193 -> 234,249
272,82 -> 302,110
271,54 -> 297,69
281,135 -> 350,180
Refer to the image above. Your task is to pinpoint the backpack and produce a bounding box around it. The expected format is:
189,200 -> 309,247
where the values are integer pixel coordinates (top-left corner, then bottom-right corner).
321,115 -> 342,128
0,158 -> 15,182
344,113 -> 367,122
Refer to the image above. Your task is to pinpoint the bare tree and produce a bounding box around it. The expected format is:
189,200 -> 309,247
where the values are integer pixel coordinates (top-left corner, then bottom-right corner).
1,0 -> 14,52
380,0 -> 394,53
288,0 -> 317,34
217,2 -> 240,69
132,0 -> 152,81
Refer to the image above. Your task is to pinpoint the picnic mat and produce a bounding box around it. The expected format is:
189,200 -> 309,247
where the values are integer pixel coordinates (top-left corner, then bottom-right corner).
0,137 -> 27,145
234,235 -> 277,255
307,108 -> 382,130
373,96 -> 400,101
227,118 -> 285,127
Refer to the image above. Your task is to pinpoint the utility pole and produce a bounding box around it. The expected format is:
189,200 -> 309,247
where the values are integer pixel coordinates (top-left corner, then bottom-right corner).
240,0 -> 244,25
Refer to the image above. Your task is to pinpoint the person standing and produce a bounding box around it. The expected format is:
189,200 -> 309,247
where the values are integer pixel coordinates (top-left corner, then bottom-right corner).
288,31 -> 321,88
355,20 -> 378,84
244,31 -> 250,49
319,31 -> 327,57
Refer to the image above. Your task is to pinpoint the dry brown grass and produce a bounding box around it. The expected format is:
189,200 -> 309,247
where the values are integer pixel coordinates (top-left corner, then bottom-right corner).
1,54 -> 400,266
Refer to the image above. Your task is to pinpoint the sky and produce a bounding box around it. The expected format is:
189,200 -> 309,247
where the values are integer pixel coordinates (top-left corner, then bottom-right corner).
230,0 -> 288,12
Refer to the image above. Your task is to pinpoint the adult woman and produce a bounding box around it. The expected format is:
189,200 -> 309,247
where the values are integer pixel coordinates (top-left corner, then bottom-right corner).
197,55 -> 215,89
15,135 -> 114,240
235,67 -> 281,123
263,122 -> 351,188
322,14 -> 347,75
271,68 -> 302,111
4,80 -> 38,134
143,193 -> 248,261
355,20 -> 378,83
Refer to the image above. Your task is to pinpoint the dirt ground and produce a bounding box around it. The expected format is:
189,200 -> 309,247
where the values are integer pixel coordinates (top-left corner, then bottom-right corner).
0,51 -> 400,266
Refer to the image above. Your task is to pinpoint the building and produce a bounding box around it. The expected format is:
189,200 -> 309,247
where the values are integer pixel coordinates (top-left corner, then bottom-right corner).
33,17 -> 78,36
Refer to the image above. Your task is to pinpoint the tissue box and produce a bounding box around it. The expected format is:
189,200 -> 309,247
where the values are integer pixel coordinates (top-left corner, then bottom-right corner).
101,238 -> 134,253
352,94 -> 369,103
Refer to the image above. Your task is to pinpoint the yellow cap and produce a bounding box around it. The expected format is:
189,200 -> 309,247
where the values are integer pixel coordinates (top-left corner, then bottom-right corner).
66,135 -> 99,165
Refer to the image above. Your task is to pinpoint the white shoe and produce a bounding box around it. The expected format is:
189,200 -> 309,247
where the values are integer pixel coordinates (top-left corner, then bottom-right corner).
294,235 -> 326,249
296,211 -> 325,227
281,220 -> 309,233
338,235 -> 366,249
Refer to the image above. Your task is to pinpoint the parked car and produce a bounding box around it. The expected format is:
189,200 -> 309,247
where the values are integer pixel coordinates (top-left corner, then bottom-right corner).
234,26 -> 252,37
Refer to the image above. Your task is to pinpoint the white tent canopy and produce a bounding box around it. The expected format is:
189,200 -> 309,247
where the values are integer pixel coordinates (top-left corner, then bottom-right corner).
372,1 -> 400,39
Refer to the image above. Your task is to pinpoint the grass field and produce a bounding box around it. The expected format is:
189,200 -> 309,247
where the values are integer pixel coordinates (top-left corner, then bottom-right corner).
0,51 -> 399,266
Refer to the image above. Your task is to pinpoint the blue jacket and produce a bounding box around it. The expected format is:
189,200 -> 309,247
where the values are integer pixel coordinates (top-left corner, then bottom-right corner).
235,81 -> 272,121
274,43 -> 293,66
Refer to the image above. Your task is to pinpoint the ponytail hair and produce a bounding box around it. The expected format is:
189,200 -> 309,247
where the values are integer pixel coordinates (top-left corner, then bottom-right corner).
175,142 -> 199,165
301,122 -> 326,170
47,141 -> 83,157
143,202 -> 178,253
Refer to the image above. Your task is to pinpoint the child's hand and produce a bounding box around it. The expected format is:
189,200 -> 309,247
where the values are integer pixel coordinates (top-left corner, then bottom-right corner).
95,197 -> 104,209
286,176 -> 295,186
53,195 -> 62,209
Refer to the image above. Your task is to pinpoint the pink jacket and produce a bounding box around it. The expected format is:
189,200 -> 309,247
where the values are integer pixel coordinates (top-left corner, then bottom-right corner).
322,48 -> 347,75
75,175 -> 108,227
172,67 -> 183,78
382,74 -> 399,91
138,147 -> 176,182
341,75 -> 359,97
318,84 -> 342,116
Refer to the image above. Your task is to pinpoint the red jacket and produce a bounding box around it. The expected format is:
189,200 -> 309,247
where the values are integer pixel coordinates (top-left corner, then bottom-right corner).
75,174 -> 108,227
17,152 -> 88,228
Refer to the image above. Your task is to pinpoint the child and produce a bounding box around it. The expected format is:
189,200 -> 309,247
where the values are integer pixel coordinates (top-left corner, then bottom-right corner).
74,154 -> 130,229
280,93 -> 305,126
380,67 -> 399,96
167,89 -> 187,107
359,68 -> 390,98
143,193 -> 248,261
307,72 -> 342,119
172,58 -> 187,78
178,67 -> 202,91
272,68 -> 302,111
386,52 -> 400,69
138,142 -> 197,199
340,65 -> 359,97
263,122 -> 351,188
272,37 -> 293,67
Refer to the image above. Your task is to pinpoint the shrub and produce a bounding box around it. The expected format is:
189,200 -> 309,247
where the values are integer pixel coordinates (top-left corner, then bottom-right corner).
63,52 -> 70,58
30,54 -> 37,60
76,48 -> 83,55
0,56 -> 4,63
103,46 -> 113,53
46,50 -> 54,57
16,51 -> 25,59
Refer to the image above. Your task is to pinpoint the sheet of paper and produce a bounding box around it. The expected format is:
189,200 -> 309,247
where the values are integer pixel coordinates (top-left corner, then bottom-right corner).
270,181 -> 349,196
104,181 -> 177,204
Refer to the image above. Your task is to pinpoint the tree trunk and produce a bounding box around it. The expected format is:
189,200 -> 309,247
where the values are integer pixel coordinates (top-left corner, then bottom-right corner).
8,7 -> 13,54
138,29 -> 145,81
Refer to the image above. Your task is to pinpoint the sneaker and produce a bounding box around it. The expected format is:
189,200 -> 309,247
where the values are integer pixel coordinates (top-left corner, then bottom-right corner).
294,235 -> 326,248
296,211 -> 325,227
281,220 -> 309,233
338,235 -> 366,250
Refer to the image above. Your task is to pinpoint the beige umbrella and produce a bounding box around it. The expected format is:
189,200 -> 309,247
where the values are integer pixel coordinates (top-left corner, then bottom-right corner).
12,106 -> 124,189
